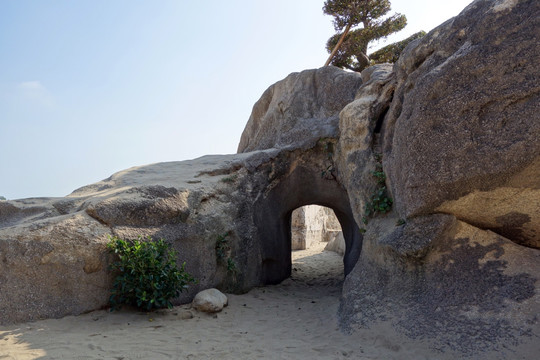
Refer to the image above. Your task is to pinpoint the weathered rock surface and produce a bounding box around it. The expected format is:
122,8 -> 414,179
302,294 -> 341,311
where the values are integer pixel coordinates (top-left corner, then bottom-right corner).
341,215 -> 540,357
337,0 -> 540,357
192,288 -> 228,313
0,206 -> 112,324
0,154 -> 264,324
383,0 -> 540,248
237,66 -> 363,153
0,145 -> 361,326
335,63 -> 395,228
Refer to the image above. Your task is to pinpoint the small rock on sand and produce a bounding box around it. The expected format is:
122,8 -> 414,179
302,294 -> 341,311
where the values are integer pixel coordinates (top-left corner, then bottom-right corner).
192,288 -> 228,313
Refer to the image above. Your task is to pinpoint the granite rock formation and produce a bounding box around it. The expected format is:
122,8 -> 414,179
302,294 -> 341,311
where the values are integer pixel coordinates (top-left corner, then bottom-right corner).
0,148 -> 362,324
383,0 -> 540,249
338,0 -> 540,356
0,68 -> 364,324
237,66 -> 363,152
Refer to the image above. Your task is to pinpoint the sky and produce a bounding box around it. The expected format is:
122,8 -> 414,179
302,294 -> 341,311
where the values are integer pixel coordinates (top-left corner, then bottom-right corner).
0,0 -> 473,200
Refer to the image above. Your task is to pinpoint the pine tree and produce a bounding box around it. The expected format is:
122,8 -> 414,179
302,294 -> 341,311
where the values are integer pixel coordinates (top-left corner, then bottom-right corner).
369,31 -> 426,65
323,0 -> 407,72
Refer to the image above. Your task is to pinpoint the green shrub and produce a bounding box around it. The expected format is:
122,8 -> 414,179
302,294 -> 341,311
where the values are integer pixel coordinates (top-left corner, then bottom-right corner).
107,236 -> 195,311
215,232 -> 231,261
365,186 -> 393,216
363,153 -> 393,225
215,232 -> 240,286
220,174 -> 238,184
226,257 -> 238,275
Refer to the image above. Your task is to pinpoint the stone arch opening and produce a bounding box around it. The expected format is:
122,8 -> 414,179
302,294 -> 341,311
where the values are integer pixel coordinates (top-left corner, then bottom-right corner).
289,205 -> 345,285
291,205 -> 345,256
253,159 -> 363,285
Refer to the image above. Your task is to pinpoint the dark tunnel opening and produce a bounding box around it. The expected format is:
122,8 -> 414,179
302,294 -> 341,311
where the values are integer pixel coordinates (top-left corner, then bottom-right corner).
253,163 -> 363,286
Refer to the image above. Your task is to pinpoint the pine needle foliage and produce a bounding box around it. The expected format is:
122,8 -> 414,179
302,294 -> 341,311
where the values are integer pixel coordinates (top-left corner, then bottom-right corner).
369,31 -> 426,64
323,0 -> 407,72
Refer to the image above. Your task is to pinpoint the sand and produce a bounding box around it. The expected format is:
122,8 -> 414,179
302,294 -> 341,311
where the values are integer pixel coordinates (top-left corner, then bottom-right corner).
0,242 -> 445,360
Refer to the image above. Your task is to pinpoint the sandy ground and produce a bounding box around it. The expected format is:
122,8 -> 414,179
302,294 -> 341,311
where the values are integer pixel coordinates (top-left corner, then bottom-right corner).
0,243 -> 454,359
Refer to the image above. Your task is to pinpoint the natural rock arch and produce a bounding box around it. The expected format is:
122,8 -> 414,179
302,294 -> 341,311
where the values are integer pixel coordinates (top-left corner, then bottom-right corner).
235,67 -> 366,285
253,159 -> 362,285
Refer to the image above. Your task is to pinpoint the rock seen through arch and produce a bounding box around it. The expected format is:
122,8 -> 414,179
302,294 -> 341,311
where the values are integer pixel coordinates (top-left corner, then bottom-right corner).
291,205 -> 345,256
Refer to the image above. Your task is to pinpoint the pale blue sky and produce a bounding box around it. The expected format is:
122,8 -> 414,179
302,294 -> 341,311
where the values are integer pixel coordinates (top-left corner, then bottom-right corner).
0,0 -> 472,199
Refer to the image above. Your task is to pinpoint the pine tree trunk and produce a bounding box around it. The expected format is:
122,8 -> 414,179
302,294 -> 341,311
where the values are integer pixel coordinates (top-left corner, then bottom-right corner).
356,52 -> 370,72
324,23 -> 352,67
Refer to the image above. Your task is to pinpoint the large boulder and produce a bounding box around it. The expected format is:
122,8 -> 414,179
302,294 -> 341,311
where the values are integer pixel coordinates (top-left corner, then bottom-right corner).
338,0 -> 540,357
324,231 -> 345,255
237,66 -> 363,152
382,0 -> 540,248
0,204 -> 112,323
0,153 -> 271,323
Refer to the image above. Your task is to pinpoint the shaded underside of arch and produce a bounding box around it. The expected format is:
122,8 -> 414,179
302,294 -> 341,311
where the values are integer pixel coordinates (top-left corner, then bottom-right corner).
253,160 -> 362,285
